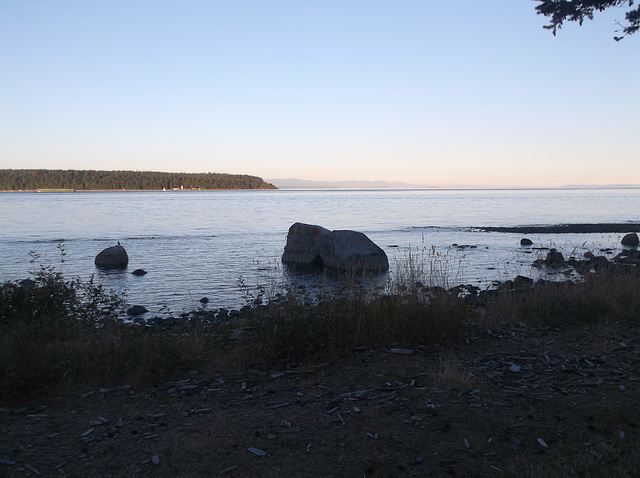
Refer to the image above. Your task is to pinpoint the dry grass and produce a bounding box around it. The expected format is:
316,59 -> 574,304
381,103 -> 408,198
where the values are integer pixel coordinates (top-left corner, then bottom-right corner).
482,265 -> 640,327
428,353 -> 476,391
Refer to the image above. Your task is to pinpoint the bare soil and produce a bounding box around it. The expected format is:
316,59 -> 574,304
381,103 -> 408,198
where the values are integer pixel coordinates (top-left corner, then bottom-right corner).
2,318 -> 640,477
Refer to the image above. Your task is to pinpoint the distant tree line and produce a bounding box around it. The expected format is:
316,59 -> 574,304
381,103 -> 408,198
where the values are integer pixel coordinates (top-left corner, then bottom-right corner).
0,169 -> 277,191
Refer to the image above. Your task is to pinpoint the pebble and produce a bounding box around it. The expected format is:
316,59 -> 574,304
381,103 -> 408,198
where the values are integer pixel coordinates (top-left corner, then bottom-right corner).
218,466 -> 238,475
247,447 -> 267,457
25,463 -> 42,475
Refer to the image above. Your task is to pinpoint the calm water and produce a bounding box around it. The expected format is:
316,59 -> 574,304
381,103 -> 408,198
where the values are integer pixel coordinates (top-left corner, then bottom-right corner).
1,188 -> 639,315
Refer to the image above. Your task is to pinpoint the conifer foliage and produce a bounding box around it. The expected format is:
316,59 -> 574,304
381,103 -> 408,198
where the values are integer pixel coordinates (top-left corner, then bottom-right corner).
535,0 -> 639,40
0,169 -> 276,191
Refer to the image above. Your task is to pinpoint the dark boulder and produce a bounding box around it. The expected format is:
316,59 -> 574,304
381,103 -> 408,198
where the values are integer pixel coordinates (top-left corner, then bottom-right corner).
281,223 -> 331,266
545,249 -> 565,266
95,244 -> 128,269
520,238 -> 533,246
282,222 -> 389,272
132,269 -> 147,276
513,275 -> 534,289
127,305 -> 148,316
621,233 -> 639,247
614,249 -> 640,265
18,279 -> 36,288
320,229 -> 389,272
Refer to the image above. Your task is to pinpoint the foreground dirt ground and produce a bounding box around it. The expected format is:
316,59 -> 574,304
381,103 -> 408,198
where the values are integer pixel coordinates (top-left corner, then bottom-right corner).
2,318 -> 640,477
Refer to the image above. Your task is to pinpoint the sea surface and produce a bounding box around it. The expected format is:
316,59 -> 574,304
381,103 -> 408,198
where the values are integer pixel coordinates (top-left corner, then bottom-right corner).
1,188 -> 639,316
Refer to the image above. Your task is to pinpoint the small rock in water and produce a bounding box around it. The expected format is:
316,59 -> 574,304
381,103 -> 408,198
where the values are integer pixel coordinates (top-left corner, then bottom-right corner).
132,269 -> 147,276
127,305 -> 148,316
199,297 -> 209,304
545,248 -> 565,266
152,455 -> 160,465
509,364 -> 521,373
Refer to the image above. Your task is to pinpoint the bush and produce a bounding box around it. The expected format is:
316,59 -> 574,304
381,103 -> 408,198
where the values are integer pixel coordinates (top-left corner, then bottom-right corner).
0,267 -> 220,404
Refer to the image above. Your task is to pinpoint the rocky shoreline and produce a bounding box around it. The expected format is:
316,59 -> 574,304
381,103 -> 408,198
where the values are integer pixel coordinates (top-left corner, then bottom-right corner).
127,241 -> 640,332
475,223 -> 640,234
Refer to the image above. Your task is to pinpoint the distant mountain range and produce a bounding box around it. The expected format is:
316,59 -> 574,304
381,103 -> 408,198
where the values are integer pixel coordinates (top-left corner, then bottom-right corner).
268,178 -> 640,190
267,178 -> 435,189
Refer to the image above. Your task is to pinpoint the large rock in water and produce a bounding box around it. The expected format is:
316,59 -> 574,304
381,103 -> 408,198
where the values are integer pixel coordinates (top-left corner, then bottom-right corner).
281,223 -> 331,266
282,222 -> 389,272
95,244 -> 129,268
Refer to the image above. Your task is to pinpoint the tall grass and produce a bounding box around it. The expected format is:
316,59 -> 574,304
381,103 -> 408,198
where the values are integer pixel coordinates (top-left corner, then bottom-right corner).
482,264 -> 640,326
238,250 -> 471,365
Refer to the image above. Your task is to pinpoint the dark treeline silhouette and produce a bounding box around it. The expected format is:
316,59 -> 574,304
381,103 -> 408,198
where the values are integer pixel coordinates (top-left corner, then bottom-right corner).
0,169 -> 277,191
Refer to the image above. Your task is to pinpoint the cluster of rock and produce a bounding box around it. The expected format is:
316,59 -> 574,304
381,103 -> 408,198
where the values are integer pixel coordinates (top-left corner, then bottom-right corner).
281,222 -> 389,272
94,229 -> 638,320
125,306 -> 253,330
529,236 -> 640,270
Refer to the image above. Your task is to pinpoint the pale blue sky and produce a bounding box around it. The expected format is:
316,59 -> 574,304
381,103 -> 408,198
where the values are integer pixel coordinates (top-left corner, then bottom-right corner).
1,1 -> 638,187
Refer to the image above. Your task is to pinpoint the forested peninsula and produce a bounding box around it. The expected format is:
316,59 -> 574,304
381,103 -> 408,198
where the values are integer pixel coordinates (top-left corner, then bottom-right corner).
0,169 -> 277,191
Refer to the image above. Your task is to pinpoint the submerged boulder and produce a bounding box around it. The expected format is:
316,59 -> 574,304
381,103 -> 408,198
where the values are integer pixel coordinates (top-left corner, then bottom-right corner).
127,305 -> 148,316
95,244 -> 129,268
621,232 -> 639,247
282,222 -> 389,272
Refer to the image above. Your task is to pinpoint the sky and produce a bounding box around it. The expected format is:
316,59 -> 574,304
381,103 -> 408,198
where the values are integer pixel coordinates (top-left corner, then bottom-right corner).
1,1 -> 638,187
